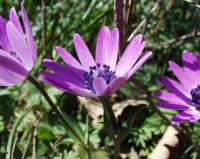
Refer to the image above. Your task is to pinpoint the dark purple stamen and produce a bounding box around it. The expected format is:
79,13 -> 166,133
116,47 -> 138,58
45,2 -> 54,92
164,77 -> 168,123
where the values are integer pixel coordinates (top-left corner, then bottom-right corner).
84,64 -> 116,91
191,85 -> 200,110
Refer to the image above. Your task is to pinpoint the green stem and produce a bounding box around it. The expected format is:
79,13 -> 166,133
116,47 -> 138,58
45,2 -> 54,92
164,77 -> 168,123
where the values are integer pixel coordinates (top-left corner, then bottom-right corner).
99,97 -> 118,132
99,97 -> 119,159
27,75 -> 85,145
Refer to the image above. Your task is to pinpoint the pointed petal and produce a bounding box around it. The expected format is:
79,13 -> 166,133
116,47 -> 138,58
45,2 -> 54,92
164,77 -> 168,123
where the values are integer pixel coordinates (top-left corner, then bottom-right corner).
56,46 -> 83,70
155,102 -> 189,110
108,76 -> 126,94
182,50 -> 200,85
116,34 -> 144,76
171,116 -> 186,124
43,59 -> 85,88
173,111 -> 194,121
158,76 -> 190,99
171,109 -> 200,124
9,7 -> 23,34
0,78 -> 13,86
67,82 -> 96,97
6,22 -> 33,71
41,74 -> 96,97
126,51 -> 152,80
0,16 -> 10,51
93,77 -> 109,96
109,28 -> 119,70
39,75 -> 72,92
154,91 -> 191,105
95,26 -> 111,66
189,113 -> 200,123
0,49 -> 28,85
73,33 -> 96,70
168,61 -> 194,91
21,2 -> 37,63
40,70 -> 84,89
0,49 -> 27,76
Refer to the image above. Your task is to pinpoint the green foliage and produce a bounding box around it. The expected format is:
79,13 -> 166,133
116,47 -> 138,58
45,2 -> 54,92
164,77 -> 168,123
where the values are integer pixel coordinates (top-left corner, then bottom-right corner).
0,0 -> 200,158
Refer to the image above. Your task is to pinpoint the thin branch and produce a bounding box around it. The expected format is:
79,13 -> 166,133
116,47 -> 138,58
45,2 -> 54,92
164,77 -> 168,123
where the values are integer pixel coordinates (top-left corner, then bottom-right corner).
158,32 -> 200,48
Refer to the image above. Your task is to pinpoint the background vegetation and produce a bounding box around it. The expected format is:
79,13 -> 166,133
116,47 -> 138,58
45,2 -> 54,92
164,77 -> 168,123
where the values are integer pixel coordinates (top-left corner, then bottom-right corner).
0,0 -> 200,158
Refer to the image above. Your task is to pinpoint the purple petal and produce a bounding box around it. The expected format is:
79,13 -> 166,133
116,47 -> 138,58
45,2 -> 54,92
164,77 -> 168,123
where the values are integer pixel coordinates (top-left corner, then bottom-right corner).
168,61 -> 194,91
0,78 -> 13,86
0,16 -> 10,51
40,70 -> 96,97
73,33 -> 96,70
93,77 -> 109,96
43,59 -> 85,88
182,50 -> 200,86
66,82 -> 96,97
189,113 -> 200,123
9,7 -> 23,34
21,2 -> 37,63
154,91 -> 191,105
6,22 -> 33,71
0,49 -> 27,76
108,76 -> 126,94
126,51 -> 152,80
116,34 -> 144,76
95,26 -> 111,66
39,75 -> 71,92
109,28 -> 119,70
0,49 -> 28,85
41,69 -> 84,89
56,46 -> 83,70
158,76 -> 190,99
171,116 -> 186,124
171,109 -> 198,124
155,101 -> 189,110
175,111 -> 193,119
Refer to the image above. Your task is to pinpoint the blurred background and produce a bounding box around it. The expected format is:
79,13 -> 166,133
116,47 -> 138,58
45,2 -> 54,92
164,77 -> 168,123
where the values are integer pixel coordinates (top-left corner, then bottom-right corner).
0,0 -> 200,158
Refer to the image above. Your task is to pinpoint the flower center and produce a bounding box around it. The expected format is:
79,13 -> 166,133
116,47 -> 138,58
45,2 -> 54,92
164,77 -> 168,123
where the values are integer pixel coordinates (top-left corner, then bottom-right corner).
191,85 -> 200,110
84,63 -> 116,91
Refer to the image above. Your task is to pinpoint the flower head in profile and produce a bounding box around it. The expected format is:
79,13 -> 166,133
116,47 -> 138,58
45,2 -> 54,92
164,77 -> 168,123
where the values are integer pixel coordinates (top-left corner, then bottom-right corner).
154,50 -> 200,124
40,26 -> 152,97
0,2 -> 37,86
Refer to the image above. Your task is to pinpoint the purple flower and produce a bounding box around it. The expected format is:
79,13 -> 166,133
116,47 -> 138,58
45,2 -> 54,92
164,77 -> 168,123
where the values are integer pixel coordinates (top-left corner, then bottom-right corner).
0,2 -> 37,86
40,26 -> 152,97
154,50 -> 200,124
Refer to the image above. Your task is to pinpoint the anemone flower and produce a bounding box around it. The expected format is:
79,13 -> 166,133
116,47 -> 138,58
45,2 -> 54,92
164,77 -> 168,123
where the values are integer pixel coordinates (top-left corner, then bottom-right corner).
40,26 -> 152,97
0,2 -> 37,86
154,50 -> 200,124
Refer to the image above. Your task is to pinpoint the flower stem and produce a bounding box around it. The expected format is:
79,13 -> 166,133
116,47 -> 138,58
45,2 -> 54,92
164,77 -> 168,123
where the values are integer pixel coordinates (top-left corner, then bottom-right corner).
27,75 -> 85,145
99,97 -> 118,132
99,97 -> 119,159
